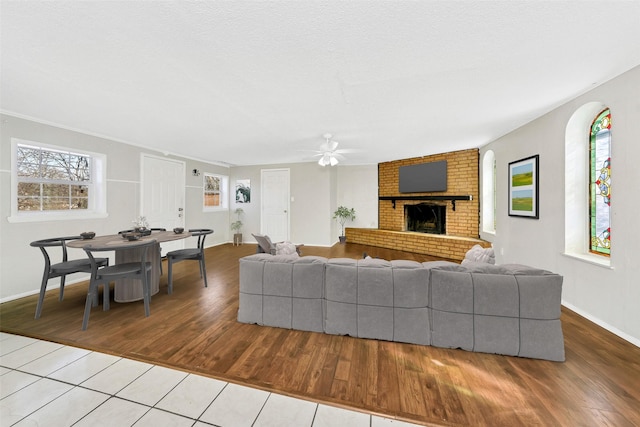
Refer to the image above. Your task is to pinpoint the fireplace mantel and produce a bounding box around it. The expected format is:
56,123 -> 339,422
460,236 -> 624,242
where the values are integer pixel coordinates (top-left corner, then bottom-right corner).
379,195 -> 473,210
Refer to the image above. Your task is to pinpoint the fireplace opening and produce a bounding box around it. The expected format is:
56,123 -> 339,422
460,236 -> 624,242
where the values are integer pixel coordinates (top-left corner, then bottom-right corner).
405,203 -> 446,234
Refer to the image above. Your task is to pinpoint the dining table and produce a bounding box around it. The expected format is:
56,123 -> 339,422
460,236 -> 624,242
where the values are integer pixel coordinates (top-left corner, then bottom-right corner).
67,230 -> 191,302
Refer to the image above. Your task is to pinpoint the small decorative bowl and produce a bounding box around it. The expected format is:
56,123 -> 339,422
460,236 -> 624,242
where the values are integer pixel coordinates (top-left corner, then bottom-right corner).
80,232 -> 95,240
173,227 -> 184,234
134,227 -> 152,236
121,232 -> 141,241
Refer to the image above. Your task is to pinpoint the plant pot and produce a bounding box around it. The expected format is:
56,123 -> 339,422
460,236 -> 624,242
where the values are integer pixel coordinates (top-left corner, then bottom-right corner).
339,235 -> 346,244
233,233 -> 243,246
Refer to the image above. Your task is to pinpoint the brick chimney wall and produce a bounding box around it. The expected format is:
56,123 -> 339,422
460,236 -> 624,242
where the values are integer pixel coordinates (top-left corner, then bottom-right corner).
378,148 -> 480,238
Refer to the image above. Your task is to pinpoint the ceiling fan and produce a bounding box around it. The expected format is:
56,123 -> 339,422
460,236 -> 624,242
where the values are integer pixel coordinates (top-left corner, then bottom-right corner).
315,133 -> 351,166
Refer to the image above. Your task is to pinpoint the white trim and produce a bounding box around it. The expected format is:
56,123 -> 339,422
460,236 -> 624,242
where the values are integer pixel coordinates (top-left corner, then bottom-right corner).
203,172 -> 229,212
562,252 -> 613,269
481,150 -> 496,234
9,138 -> 108,223
1,110 -> 233,168
0,276 -> 89,304
564,102 -> 611,267
7,211 -> 108,223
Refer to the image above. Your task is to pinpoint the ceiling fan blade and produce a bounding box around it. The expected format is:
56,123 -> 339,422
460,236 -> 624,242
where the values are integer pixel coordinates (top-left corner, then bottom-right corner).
334,148 -> 360,154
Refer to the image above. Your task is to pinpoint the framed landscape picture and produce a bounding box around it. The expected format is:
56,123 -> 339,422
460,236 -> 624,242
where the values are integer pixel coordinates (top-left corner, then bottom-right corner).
508,155 -> 539,218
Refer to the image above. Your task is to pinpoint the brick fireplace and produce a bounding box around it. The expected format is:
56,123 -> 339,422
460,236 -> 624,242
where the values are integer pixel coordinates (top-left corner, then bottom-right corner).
345,148 -> 490,261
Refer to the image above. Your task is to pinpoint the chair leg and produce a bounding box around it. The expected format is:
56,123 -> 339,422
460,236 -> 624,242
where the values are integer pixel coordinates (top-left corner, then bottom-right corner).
34,274 -> 49,319
59,275 -> 66,301
201,259 -> 208,288
103,282 -> 110,311
82,281 -> 98,330
167,259 -> 173,294
142,270 -> 151,317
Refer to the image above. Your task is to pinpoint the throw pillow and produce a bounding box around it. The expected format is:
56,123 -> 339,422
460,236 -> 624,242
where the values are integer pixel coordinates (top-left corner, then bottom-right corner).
275,241 -> 299,256
462,244 -> 495,265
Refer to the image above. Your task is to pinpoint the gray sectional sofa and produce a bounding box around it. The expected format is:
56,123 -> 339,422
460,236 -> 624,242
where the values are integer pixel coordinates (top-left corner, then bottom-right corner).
238,254 -> 565,361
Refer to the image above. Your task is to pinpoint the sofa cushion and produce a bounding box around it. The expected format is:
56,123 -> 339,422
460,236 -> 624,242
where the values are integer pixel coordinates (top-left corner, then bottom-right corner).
473,274 -> 519,317
358,260 -> 393,307
394,307 -> 430,345
422,260 -> 464,271
358,305 -> 393,341
263,262 -> 293,297
325,258 -> 358,303
519,319 -> 565,361
458,261 -> 510,274
500,264 -> 552,275
430,270 -> 473,313
431,310 -> 474,351
292,256 -> 327,299
474,315 -> 519,356
392,261 -> 430,308
517,275 -> 563,320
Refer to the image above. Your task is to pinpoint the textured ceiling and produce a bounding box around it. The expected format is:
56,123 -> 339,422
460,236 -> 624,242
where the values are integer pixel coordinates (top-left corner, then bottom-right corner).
2,1 -> 640,166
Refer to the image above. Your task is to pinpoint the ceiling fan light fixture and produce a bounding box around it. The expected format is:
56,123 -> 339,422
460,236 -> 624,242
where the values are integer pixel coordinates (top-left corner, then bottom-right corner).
318,153 -> 339,166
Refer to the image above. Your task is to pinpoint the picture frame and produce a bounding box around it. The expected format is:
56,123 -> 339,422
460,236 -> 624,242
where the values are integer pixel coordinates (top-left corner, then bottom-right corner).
235,179 -> 251,203
508,155 -> 539,218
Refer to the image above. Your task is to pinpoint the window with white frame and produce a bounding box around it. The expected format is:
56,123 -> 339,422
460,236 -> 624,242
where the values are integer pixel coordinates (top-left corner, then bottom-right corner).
203,173 -> 228,211
9,139 -> 107,222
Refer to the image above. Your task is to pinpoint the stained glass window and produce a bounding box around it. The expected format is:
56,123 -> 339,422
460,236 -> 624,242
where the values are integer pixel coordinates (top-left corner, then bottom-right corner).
589,109 -> 611,256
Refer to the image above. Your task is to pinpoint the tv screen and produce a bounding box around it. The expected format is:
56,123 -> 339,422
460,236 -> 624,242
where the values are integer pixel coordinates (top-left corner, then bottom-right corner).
398,160 -> 447,193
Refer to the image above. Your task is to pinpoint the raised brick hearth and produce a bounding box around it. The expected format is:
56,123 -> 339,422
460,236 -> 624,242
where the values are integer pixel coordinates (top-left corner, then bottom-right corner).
346,148 -> 491,261
345,228 -> 489,261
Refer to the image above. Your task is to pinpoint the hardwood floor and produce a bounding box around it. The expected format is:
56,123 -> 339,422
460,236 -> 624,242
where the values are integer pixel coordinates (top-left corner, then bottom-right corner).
2,243 -> 639,426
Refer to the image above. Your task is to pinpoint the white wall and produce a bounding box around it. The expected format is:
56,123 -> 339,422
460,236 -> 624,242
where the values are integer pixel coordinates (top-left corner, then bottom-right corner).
0,112 -> 380,302
0,114 -> 231,301
229,162 -> 379,247
337,165 -> 379,230
479,66 -> 640,346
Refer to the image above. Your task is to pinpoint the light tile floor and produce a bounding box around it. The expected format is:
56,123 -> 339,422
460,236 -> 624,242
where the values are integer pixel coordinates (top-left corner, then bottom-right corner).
0,332 -> 422,427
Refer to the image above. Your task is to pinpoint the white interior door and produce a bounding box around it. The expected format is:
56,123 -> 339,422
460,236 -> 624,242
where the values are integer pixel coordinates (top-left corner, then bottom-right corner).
261,168 -> 290,243
141,154 -> 185,255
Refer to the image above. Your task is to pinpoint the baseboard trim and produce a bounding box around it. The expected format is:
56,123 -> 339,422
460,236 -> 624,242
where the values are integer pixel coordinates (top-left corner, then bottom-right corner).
562,301 -> 640,348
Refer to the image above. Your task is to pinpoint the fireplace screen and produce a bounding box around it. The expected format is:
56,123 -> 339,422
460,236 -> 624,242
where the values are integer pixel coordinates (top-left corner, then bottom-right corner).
405,203 -> 446,234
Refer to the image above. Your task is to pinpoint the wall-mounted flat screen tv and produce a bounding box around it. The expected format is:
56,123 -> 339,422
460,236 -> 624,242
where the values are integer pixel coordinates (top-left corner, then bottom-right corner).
399,160 -> 447,193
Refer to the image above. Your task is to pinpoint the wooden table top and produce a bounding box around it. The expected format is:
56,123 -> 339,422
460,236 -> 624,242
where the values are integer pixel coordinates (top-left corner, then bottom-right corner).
67,230 -> 192,249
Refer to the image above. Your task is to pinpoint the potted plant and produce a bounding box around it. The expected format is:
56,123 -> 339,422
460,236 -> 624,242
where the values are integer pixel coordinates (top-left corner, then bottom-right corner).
231,207 -> 244,245
333,206 -> 356,243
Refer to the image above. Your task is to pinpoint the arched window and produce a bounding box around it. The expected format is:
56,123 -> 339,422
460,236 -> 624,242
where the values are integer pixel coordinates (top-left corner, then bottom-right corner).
589,109 -> 611,256
565,102 -> 611,267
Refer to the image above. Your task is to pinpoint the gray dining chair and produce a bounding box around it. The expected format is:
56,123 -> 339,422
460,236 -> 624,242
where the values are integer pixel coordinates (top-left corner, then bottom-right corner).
30,236 -> 109,319
166,229 -> 213,294
81,239 -> 156,330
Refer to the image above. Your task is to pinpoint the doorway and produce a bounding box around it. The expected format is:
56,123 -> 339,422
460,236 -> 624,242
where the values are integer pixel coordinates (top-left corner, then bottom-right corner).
141,154 -> 185,255
260,168 -> 290,243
